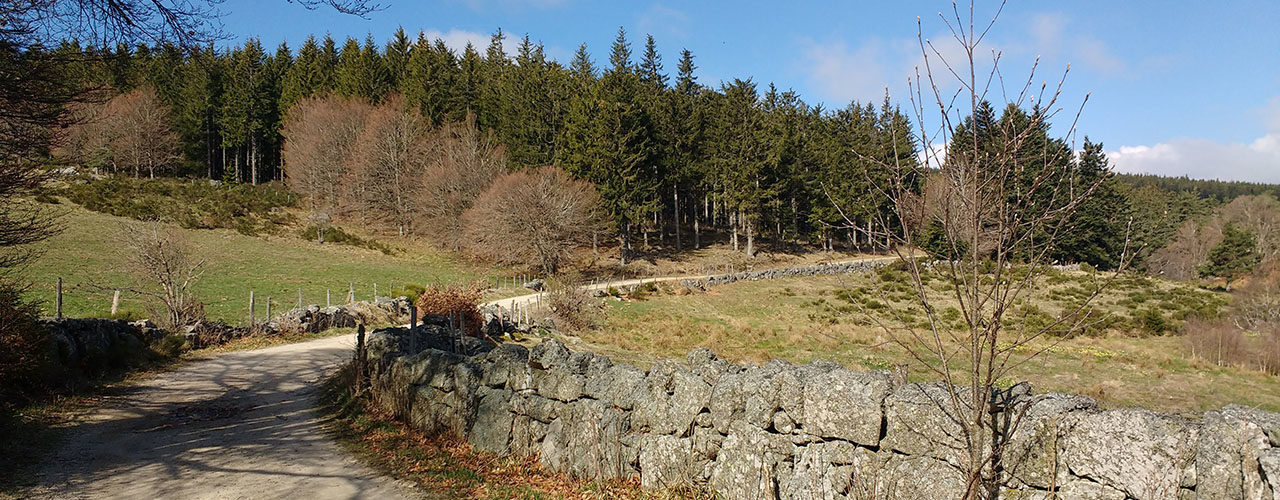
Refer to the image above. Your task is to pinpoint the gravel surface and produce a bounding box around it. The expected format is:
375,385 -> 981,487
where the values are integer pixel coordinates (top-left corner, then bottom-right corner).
24,334 -> 416,500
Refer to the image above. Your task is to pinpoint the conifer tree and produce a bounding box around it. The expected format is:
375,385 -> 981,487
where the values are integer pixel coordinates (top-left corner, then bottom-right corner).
383,27 -> 411,91
403,34 -> 459,124
281,35 -> 323,115
219,39 -> 266,183
1200,223 -> 1261,290
317,35 -> 339,93
456,43 -> 484,119
477,29 -> 509,132
335,37 -> 362,97
1051,138 -> 1127,269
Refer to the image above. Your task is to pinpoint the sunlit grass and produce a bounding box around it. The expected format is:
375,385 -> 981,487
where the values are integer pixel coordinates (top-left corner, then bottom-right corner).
584,271 -> 1276,413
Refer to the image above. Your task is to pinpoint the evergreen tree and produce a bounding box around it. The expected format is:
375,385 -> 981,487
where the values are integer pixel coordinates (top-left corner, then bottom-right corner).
219,39 -> 266,183
174,45 -> 223,178
477,29 -> 509,132
281,35 -> 323,115
334,37 -> 362,97
383,27 -> 411,91
335,35 -> 387,101
455,43 -> 484,119
318,35 -> 339,93
1051,138 -> 1127,269
1199,223 -> 1261,290
403,34 -> 459,123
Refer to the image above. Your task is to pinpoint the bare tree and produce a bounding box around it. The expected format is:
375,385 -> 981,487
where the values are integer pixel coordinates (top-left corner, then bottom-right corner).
63,85 -> 180,178
462,166 -> 607,274
118,222 -> 206,331
1148,220 -> 1222,281
418,114 -> 507,251
348,94 -> 432,236
282,95 -> 371,218
830,3 -> 1134,497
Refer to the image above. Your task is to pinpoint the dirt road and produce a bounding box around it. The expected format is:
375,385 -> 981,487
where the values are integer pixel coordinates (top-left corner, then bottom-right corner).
24,334 -> 416,500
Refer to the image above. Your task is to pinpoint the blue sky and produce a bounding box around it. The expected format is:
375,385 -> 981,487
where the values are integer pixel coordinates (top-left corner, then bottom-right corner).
219,0 -> 1280,183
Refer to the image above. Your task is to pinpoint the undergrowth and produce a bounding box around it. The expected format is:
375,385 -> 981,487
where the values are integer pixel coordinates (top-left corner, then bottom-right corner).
61,176 -> 298,235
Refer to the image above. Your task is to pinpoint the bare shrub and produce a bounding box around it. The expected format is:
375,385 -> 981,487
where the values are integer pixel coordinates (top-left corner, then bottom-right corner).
418,114 -> 506,250
1183,317 -> 1245,368
117,222 -> 206,331
462,166 -> 607,274
1185,284 -> 1280,374
544,276 -> 601,331
282,95 -> 372,213
415,284 -> 483,337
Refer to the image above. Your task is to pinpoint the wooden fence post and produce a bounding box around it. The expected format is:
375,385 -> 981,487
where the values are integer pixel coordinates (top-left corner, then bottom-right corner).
56,277 -> 63,319
409,304 -> 418,354
348,283 -> 354,304
266,297 -> 272,325
297,288 -> 302,308
373,283 -> 378,300
111,290 -> 120,316
326,289 -> 331,307
249,291 -> 255,326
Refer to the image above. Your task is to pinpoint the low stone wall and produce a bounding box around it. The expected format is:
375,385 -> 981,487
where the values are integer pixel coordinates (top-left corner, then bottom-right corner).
41,317 -> 160,374
680,258 -> 894,289
363,332 -> 1280,500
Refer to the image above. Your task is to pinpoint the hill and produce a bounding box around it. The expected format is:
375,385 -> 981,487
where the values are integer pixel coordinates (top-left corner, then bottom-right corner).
21,202 -> 493,322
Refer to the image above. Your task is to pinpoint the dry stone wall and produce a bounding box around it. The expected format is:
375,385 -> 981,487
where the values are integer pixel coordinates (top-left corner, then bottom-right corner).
680,259 -> 893,289
363,330 -> 1280,500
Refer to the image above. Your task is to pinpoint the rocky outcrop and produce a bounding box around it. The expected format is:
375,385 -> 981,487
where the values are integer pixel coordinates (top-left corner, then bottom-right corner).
363,332 -> 1280,500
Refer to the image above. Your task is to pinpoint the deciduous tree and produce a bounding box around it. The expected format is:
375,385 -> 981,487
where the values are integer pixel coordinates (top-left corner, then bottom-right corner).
462,166 -> 606,274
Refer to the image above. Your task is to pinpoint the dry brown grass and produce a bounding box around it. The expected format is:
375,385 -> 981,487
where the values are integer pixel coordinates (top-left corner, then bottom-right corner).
575,270 -> 1280,412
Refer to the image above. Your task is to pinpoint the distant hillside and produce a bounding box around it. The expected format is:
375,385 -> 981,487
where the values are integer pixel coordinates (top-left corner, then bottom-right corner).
1115,173 -> 1280,201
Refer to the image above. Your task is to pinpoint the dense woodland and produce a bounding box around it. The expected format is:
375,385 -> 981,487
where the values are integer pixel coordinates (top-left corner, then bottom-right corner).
41,27 -> 1280,272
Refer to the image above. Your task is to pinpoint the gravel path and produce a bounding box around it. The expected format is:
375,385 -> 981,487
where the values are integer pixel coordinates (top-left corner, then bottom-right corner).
24,334 -> 417,500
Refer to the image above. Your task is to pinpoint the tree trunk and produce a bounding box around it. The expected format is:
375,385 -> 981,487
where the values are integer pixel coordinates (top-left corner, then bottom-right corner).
746,217 -> 755,258
619,225 -> 629,266
693,209 -> 700,249
673,186 -> 682,252
731,210 -> 739,251
250,136 -> 258,185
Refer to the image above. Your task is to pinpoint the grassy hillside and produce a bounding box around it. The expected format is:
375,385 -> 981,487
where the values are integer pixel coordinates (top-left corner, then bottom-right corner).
580,269 -> 1280,413
21,203 -> 499,322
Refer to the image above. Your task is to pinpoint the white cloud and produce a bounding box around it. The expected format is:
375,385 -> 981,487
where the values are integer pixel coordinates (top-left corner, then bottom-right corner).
1109,97 -> 1280,183
1109,136 -> 1280,183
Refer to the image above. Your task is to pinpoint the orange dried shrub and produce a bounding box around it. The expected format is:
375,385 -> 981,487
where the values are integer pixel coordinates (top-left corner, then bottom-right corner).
415,284 -> 484,337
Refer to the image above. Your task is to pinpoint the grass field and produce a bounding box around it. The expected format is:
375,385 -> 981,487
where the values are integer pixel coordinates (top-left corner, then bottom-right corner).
19,202 -> 517,322
580,268 -> 1280,413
